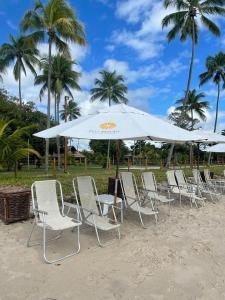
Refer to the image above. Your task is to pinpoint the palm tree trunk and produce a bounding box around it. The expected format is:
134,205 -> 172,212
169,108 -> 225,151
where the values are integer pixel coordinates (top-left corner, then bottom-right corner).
57,94 -> 60,123
166,144 -> 174,168
57,93 -> 61,169
54,93 -> 57,122
184,18 -> 195,103
45,36 -> 52,174
18,70 -> 22,106
214,81 -> 220,132
190,109 -> 194,168
208,81 -> 221,164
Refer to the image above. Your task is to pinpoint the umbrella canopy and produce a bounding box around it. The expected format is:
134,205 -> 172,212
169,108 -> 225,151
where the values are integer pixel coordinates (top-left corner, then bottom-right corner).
35,104 -> 204,143
193,129 -> 225,144
202,144 -> 225,153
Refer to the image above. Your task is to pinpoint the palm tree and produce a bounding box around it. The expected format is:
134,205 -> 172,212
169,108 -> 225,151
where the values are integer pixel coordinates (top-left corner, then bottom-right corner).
162,0 -> 225,103
60,100 -> 81,121
90,70 -> 128,168
35,54 -> 81,123
199,52 -> 225,132
0,35 -> 39,105
0,59 -> 7,82
35,54 -> 81,169
0,119 -> 40,177
90,70 -> 128,106
175,89 -> 209,167
21,0 -> 86,172
175,89 -> 209,130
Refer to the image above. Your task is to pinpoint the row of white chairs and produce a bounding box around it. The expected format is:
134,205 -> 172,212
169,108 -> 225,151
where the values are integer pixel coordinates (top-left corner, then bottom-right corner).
28,169 -> 225,263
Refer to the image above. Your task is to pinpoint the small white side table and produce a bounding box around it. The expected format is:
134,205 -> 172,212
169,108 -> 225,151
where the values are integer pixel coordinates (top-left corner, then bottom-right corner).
96,194 -> 123,222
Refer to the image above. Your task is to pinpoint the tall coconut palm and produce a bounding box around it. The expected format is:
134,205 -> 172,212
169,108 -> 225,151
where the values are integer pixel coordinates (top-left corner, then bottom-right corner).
35,54 -> 81,123
35,54 -> 81,169
175,89 -> 209,130
200,52 -> 225,132
90,70 -> 128,168
0,35 -> 39,105
90,70 -> 128,106
176,89 -> 209,167
60,100 -> 81,121
21,0 -> 86,173
162,0 -> 225,168
162,0 -> 225,103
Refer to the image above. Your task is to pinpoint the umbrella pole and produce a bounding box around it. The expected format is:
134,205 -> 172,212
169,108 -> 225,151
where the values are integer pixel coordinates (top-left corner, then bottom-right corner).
197,142 -> 200,195
114,140 -> 121,207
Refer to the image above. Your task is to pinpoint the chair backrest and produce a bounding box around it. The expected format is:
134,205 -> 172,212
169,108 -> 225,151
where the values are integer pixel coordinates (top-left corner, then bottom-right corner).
175,170 -> 187,187
75,176 -> 99,219
204,169 -> 211,182
31,180 -> 63,223
120,172 -> 139,210
141,172 -> 157,198
166,170 -> 179,193
192,169 -> 203,186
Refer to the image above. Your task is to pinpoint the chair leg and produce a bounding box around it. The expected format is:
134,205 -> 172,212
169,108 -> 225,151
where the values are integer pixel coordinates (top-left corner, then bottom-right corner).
93,224 -> 120,248
27,220 -> 63,247
42,225 -> 80,264
27,219 -> 36,247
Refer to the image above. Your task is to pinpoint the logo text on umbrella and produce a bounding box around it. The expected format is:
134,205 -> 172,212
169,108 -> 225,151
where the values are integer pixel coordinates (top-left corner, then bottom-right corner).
100,122 -> 117,129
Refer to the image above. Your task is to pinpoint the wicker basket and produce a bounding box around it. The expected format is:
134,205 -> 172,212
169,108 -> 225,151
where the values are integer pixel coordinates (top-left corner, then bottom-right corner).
0,186 -> 31,224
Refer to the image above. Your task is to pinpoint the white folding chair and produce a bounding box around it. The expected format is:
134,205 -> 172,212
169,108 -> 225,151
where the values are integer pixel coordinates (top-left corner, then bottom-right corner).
73,176 -> 121,247
192,169 -> 220,202
167,170 -> 201,208
27,180 -> 81,264
175,169 -> 205,207
120,172 -> 158,228
204,169 -> 224,193
141,171 -> 174,214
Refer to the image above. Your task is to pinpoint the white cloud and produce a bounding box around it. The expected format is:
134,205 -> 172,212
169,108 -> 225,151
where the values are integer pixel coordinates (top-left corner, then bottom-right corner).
6,20 -> 17,31
38,42 -> 88,63
112,0 -> 174,59
111,29 -> 164,60
116,0 -> 153,24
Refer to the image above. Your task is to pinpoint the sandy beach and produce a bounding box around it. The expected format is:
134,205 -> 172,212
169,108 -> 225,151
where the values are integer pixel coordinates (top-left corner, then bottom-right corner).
1,199 -> 225,300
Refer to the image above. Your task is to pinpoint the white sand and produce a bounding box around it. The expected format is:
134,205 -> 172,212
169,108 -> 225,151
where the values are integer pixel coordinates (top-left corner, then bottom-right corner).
1,200 -> 225,300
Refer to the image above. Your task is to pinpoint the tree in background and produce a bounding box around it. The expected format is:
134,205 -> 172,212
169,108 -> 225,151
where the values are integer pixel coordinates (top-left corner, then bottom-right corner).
0,119 -> 40,177
162,0 -> 225,167
162,0 -> 225,103
199,51 -> 225,132
60,99 -> 81,121
175,89 -> 209,130
175,89 -> 209,167
90,70 -> 128,168
35,54 -> 81,123
89,140 -> 129,168
0,35 -> 39,105
21,0 -> 86,173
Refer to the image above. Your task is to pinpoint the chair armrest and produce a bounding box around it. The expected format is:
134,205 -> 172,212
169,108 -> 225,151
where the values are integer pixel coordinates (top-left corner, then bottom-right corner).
33,208 -> 48,215
81,206 -> 99,216
64,202 -> 79,209
139,187 -> 156,193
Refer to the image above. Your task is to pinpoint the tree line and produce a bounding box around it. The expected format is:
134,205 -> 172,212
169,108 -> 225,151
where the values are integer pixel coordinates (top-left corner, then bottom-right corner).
1,0 -> 225,172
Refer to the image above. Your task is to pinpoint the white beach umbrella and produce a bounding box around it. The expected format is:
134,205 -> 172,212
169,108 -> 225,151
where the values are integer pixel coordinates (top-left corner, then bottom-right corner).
202,144 -> 225,153
194,129 -> 225,144
35,104 -> 204,143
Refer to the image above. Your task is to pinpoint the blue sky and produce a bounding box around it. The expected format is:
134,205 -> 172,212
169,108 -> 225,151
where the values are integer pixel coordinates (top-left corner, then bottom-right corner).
1,0 -> 225,132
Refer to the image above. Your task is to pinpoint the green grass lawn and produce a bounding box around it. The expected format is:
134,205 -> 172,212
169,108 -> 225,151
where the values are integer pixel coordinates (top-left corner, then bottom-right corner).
0,164 -> 225,195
